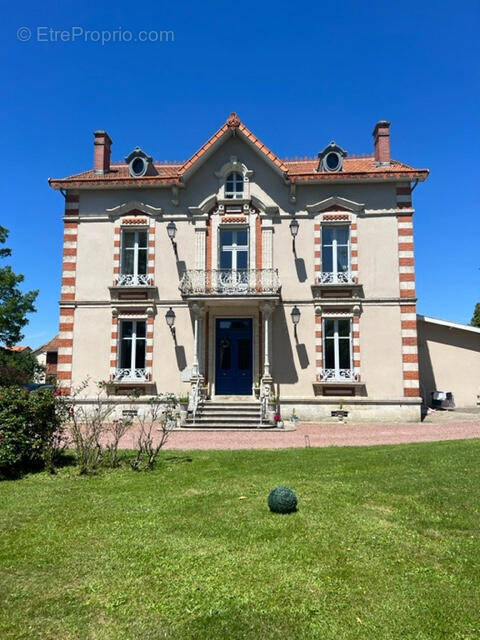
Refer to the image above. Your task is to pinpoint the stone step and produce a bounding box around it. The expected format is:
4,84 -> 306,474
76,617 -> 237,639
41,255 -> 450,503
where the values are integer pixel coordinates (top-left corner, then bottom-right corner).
184,423 -> 272,430
188,416 -> 260,424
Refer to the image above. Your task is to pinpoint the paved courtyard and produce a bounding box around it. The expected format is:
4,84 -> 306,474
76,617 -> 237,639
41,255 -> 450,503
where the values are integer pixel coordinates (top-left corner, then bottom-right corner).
115,411 -> 480,450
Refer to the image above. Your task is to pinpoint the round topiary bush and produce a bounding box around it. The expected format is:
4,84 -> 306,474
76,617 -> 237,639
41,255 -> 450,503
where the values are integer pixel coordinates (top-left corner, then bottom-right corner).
268,486 -> 298,514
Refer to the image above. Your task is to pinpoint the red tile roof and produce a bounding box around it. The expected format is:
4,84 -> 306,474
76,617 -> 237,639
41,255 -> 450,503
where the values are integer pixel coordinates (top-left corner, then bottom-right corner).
49,114 -> 428,190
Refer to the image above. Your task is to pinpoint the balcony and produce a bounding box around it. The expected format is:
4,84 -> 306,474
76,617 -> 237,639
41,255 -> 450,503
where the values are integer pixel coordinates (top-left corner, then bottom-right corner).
313,368 -> 365,396
113,368 -> 148,382
312,271 -> 362,301
115,274 -> 153,287
109,273 -> 157,303
179,269 -> 281,297
319,368 -> 359,382
317,271 -> 356,285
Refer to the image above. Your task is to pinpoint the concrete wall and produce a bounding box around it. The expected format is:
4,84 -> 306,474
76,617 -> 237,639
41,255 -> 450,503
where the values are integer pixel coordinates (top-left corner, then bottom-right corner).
418,319 -> 480,408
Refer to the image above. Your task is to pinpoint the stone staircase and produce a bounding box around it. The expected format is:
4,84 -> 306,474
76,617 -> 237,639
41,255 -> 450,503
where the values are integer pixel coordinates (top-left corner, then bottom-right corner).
184,399 -> 272,429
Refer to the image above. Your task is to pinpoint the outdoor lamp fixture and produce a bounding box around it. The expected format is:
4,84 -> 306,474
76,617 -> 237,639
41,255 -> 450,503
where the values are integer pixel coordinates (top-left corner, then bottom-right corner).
291,305 -> 301,340
166,221 -> 178,259
289,217 -> 299,254
165,306 -> 176,341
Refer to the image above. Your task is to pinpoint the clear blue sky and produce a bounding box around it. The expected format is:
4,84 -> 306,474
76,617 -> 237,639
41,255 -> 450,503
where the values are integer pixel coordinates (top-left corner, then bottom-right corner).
2,0 -> 479,347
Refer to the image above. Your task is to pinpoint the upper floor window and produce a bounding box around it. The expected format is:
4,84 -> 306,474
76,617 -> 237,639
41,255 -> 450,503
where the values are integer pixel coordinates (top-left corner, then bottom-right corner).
119,229 -> 150,286
117,320 -> 147,379
219,229 -> 249,270
225,172 -> 244,199
321,225 -> 353,284
323,318 -> 353,380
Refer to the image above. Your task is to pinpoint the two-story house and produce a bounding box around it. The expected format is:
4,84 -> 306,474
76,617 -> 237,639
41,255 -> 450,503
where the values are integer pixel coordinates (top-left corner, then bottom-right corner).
49,113 -> 430,423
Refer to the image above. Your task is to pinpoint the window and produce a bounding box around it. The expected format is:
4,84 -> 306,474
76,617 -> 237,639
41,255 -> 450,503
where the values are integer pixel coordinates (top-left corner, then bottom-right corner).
323,318 -> 353,380
321,225 -> 351,282
117,320 -> 146,379
119,229 -> 149,285
225,172 -> 244,199
219,229 -> 249,270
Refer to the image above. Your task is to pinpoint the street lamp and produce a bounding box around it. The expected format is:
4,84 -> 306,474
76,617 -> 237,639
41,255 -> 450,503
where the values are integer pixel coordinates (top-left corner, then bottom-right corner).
166,221 -> 178,259
289,217 -> 299,254
291,305 -> 301,340
165,306 -> 176,340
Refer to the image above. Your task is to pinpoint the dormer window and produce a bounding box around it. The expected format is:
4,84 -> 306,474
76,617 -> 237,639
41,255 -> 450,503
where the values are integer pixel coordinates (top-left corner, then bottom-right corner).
125,146 -> 154,178
317,142 -> 347,173
225,172 -> 244,199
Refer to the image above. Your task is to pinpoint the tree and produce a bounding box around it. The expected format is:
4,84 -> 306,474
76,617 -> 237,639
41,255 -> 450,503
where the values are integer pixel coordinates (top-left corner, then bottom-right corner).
0,226 -> 38,346
0,347 -> 43,386
471,302 -> 480,328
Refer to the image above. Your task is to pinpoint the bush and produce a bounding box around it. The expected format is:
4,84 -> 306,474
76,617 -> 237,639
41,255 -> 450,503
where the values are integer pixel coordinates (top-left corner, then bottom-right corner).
0,386 -> 66,478
268,486 -> 298,514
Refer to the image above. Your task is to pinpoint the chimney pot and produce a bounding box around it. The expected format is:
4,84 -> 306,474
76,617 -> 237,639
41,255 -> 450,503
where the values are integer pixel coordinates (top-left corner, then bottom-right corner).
93,130 -> 112,174
372,120 -> 391,165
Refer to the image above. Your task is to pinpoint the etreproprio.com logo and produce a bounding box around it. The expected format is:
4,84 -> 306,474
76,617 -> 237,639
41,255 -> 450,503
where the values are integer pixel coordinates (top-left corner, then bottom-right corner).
17,26 -> 174,45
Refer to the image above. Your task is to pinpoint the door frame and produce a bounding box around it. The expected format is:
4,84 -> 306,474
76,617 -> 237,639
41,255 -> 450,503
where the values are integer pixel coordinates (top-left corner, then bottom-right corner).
207,308 -> 260,398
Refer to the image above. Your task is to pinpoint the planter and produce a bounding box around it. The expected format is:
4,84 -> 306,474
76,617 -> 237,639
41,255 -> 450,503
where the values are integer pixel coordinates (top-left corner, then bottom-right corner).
290,418 -> 299,428
179,409 -> 188,425
254,387 -> 260,399
276,420 -> 284,429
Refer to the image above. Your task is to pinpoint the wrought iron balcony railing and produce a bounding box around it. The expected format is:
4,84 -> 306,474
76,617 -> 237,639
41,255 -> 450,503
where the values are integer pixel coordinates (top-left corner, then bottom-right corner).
319,368 -> 359,382
317,271 -> 356,285
113,368 -> 148,382
179,269 -> 281,296
114,274 -> 153,287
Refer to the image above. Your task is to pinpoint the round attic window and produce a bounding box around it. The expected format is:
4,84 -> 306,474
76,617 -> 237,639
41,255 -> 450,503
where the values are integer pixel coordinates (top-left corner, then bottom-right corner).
130,156 -> 148,177
323,151 -> 342,172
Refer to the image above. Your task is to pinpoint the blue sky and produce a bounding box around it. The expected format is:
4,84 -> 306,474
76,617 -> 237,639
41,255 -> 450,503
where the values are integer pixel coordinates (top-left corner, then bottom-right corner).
2,0 -> 479,347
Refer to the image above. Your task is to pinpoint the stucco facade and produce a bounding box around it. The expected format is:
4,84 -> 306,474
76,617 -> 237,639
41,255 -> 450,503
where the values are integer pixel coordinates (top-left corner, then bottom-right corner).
49,114 -> 432,422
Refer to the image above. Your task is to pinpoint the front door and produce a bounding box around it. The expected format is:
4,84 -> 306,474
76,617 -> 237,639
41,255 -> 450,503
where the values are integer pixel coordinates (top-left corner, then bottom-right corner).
215,318 -> 253,395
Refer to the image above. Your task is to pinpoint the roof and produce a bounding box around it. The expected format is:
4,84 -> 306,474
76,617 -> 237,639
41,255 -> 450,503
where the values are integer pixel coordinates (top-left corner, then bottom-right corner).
417,315 -> 480,335
34,335 -> 60,354
4,345 -> 31,352
49,113 -> 429,190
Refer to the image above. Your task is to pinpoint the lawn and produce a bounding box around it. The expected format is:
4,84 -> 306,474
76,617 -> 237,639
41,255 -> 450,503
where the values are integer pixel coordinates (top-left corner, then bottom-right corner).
0,440 -> 479,640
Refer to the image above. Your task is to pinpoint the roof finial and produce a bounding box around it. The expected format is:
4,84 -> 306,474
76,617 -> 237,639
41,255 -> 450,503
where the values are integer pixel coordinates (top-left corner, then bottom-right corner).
226,112 -> 241,128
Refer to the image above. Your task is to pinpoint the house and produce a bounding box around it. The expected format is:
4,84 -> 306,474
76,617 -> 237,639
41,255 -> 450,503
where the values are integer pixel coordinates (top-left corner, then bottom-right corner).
49,113 -> 473,423
33,335 -> 59,383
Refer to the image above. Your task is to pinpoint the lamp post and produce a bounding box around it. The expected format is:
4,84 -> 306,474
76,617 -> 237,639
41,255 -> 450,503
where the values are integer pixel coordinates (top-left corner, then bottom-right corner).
291,305 -> 301,340
289,218 -> 299,254
166,221 -> 178,259
165,306 -> 176,341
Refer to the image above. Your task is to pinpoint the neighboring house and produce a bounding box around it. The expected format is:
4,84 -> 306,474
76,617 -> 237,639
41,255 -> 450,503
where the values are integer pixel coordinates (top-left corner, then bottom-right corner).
33,336 -> 59,383
5,346 -> 32,353
49,112 -> 470,423
417,317 -> 480,408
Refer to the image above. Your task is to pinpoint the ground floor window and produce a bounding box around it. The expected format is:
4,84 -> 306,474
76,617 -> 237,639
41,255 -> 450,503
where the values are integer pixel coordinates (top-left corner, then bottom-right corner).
118,320 -> 146,378
323,318 -> 353,379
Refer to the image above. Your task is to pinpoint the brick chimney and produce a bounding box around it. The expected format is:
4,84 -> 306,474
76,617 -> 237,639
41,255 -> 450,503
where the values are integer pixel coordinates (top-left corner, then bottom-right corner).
93,130 -> 112,174
372,121 -> 391,165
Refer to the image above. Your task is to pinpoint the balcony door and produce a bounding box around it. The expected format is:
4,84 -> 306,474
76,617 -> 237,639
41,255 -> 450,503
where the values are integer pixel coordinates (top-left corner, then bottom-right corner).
215,318 -> 253,395
218,229 -> 249,292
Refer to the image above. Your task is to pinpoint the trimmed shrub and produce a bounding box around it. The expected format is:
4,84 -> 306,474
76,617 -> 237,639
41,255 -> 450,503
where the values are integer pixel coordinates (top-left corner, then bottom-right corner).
0,387 -> 66,478
268,486 -> 298,513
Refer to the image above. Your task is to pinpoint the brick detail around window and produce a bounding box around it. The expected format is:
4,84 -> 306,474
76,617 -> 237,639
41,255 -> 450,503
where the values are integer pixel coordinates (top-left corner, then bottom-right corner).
352,315 -> 361,375
145,316 -> 154,376
315,314 -> 322,378
148,218 -> 155,277
109,316 -> 119,377
314,215 -> 358,277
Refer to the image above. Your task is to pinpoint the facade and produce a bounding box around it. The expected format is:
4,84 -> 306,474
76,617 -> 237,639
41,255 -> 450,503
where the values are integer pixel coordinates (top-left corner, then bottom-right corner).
49,114 -> 432,422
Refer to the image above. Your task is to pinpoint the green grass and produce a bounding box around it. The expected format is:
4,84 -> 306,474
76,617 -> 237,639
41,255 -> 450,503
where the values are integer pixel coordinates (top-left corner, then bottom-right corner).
1,441 -> 479,640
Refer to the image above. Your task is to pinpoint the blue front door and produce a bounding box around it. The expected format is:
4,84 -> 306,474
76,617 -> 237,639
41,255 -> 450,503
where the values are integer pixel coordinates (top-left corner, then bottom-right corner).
215,318 -> 253,395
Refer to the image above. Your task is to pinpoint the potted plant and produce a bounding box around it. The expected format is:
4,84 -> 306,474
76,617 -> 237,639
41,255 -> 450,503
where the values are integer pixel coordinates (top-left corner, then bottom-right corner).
274,412 -> 283,428
178,394 -> 189,411
290,408 -> 299,427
